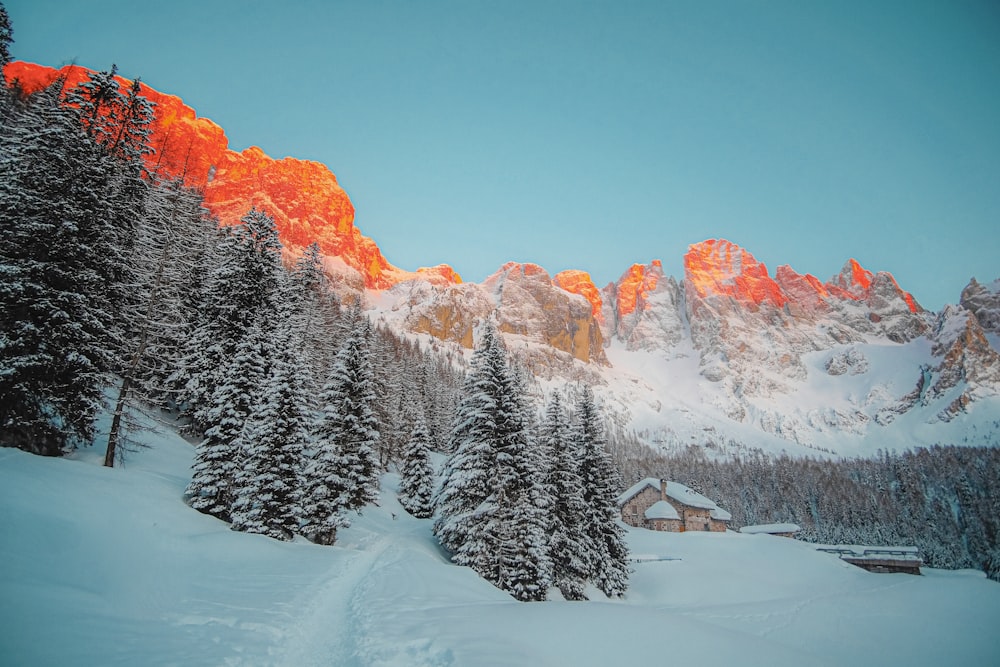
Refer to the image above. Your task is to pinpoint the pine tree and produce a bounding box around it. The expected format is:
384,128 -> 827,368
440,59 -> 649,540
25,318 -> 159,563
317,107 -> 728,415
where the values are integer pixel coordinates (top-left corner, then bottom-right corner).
301,433 -> 351,546
0,2 -> 13,74
310,312 -> 381,514
574,386 -> 630,598
541,391 -> 590,600
187,325 -> 267,521
182,208 -> 286,520
104,178 -> 213,466
434,323 -> 552,601
0,78 -> 133,455
287,241 -> 341,397
230,324 -> 309,540
176,208 -> 284,434
399,412 -> 435,518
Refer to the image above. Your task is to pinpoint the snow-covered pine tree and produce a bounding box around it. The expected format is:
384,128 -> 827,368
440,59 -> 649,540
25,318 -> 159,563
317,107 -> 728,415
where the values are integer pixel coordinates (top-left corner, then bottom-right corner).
0,2 -> 12,74
300,426 -> 350,545
187,323 -> 268,521
287,241 -> 341,399
176,208 -> 284,434
541,391 -> 590,600
574,386 -> 630,598
309,309 -> 381,514
182,208 -> 286,519
434,323 -> 552,601
104,177 -> 213,466
230,322 -> 309,540
0,77 -> 133,455
398,411 -> 435,518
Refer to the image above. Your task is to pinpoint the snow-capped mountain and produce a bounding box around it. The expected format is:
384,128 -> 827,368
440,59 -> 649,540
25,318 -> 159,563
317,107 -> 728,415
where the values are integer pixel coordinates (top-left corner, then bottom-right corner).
10,61 -> 998,456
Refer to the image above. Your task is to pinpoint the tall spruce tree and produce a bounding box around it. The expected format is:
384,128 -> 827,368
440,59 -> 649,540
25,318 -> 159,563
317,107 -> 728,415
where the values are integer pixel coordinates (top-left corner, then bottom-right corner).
104,178 -> 213,466
183,208 -> 285,519
0,2 -> 13,75
176,208 -> 284,434
399,411 -> 435,518
541,391 -> 590,600
230,323 -> 310,540
310,311 -> 381,514
0,77 -> 135,455
434,323 -> 552,601
574,386 -> 630,597
188,323 -> 267,521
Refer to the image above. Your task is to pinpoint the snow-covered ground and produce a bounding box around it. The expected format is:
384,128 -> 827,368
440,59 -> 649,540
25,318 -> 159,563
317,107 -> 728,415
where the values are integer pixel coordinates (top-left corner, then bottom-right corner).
2,415 -> 999,666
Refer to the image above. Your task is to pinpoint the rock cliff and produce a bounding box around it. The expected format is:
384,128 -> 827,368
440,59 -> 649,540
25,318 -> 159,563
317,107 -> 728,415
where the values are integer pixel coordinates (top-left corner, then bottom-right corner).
4,61 -> 458,290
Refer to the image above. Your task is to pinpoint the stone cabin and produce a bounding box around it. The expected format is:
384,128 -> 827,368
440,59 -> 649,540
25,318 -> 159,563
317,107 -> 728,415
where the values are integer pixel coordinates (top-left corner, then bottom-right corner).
617,478 -> 731,532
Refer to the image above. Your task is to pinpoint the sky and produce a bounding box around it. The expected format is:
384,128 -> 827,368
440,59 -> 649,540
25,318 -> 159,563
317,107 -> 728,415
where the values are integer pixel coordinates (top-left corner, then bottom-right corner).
5,0 -> 999,311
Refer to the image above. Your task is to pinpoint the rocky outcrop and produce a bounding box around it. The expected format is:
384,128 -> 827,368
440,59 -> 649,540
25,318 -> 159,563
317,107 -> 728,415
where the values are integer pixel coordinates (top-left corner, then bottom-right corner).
924,305 -> 1000,419
385,263 -> 606,367
603,261 -> 685,352
960,278 -> 1000,335
680,239 -> 929,393
5,61 -> 459,290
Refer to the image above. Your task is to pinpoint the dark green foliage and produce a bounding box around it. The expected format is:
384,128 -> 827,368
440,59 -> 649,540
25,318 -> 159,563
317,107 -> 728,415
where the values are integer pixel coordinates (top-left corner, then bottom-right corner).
0,74 -> 144,455
399,412 -> 435,518
434,323 -> 552,601
620,440 -> 1000,576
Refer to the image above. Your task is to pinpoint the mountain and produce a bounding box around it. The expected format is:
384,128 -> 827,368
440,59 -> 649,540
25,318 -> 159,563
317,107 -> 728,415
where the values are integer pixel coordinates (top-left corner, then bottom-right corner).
8,61 -> 999,456
4,61 -> 460,290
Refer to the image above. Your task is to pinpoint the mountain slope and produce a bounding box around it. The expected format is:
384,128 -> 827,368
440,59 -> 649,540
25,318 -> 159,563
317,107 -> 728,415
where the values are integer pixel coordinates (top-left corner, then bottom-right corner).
6,60 -> 998,455
4,61 -> 460,290
2,413 -> 999,666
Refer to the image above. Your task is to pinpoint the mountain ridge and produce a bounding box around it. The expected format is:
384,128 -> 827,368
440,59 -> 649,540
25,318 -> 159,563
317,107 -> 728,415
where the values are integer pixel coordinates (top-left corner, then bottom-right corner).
8,60 -> 998,455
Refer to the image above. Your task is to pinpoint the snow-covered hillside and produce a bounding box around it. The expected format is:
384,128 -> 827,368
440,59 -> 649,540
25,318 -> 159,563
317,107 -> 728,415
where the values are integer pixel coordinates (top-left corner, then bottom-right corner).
2,414 -> 999,666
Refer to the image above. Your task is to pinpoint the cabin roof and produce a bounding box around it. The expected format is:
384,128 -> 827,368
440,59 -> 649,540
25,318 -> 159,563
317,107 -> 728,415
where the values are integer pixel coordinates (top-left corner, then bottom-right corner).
618,477 -> 730,521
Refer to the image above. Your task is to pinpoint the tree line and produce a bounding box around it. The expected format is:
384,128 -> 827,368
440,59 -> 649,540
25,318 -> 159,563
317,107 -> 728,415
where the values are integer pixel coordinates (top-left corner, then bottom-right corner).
0,9 -> 630,601
612,434 -> 1000,581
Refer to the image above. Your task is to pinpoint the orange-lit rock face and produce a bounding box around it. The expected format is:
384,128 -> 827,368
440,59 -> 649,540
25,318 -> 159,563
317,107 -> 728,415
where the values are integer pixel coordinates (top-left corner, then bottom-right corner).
685,239 -> 920,316
5,61 -> 459,290
615,261 -> 664,317
5,61 -> 228,187
606,261 -> 685,352
553,270 -> 603,321
684,239 -> 788,308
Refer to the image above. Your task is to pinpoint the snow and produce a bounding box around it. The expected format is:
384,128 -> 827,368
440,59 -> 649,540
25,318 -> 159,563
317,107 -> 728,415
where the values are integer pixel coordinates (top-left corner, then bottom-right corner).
618,477 -> 730,518
644,500 -> 680,521
3,417 -> 1000,666
741,523 -> 802,535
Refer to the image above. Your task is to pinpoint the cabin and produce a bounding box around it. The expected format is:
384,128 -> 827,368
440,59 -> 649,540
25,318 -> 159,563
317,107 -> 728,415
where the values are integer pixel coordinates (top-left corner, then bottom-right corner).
617,478 -> 731,532
739,523 -> 801,538
816,545 -> 923,575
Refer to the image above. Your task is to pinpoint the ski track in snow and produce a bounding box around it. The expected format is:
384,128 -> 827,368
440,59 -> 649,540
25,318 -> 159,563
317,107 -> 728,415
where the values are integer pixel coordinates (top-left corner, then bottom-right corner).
274,534 -> 390,667
272,524 -> 454,667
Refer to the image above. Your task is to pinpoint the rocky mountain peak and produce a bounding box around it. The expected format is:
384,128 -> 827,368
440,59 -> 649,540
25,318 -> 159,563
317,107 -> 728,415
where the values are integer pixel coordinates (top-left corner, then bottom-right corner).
960,278 -> 1000,335
553,270 -> 604,322
5,61 -> 459,291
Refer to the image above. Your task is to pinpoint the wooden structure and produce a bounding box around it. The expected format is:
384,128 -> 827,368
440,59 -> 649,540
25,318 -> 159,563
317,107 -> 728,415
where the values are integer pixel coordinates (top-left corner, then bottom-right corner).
739,523 -> 801,538
617,478 -> 731,532
816,545 -> 923,575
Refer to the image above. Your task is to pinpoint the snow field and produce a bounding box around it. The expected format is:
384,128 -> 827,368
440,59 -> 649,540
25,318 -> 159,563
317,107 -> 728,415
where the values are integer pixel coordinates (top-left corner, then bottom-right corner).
2,418 -> 999,666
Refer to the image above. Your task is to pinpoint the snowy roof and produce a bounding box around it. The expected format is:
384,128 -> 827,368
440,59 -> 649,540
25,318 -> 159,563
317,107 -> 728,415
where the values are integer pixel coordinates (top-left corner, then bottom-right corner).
644,500 -> 681,521
815,544 -> 921,561
616,478 -> 662,506
740,523 -> 801,535
710,508 -> 732,522
617,477 -> 730,521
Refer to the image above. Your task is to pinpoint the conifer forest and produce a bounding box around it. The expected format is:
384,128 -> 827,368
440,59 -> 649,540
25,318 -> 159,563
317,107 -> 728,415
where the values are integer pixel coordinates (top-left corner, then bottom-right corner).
1,3 -> 997,598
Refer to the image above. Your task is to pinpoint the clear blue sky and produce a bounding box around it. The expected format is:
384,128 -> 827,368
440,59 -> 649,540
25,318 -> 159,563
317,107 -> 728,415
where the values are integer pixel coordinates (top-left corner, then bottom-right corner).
6,0 -> 999,310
